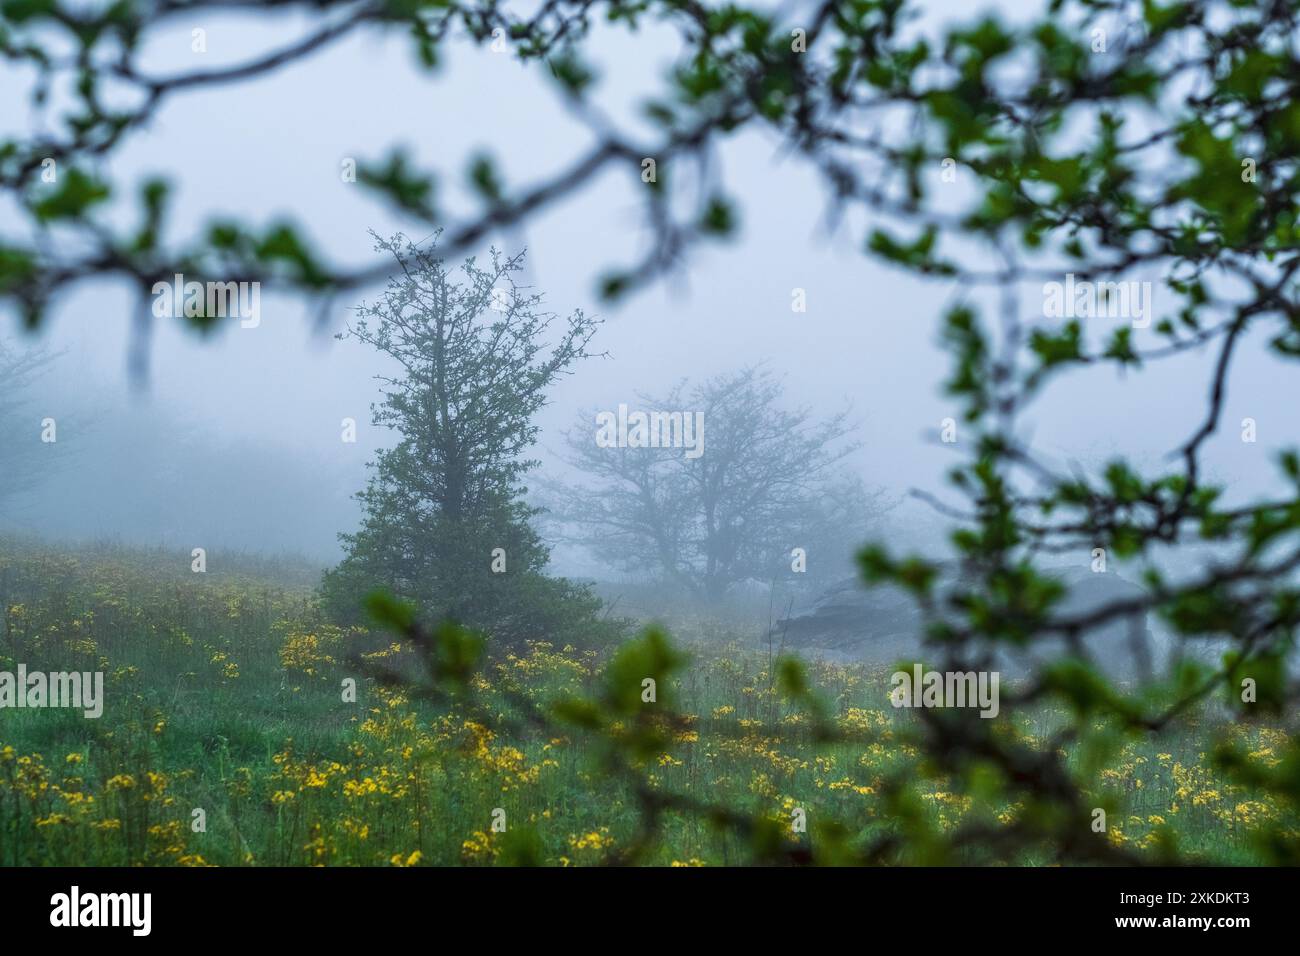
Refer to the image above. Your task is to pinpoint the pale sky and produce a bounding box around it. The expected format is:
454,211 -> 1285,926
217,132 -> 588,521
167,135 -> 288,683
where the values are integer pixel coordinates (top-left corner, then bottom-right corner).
1,0 -> 1296,568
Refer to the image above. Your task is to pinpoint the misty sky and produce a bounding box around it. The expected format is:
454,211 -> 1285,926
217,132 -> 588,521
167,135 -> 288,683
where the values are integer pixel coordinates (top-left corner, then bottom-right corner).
2,0 -> 1298,570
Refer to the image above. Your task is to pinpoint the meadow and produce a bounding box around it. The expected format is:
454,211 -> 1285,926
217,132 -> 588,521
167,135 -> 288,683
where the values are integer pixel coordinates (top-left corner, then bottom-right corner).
0,538 -> 1294,866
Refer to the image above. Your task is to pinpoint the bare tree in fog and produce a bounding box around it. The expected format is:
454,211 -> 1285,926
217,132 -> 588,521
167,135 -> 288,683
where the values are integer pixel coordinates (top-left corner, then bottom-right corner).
0,339 -> 61,515
554,367 -> 883,603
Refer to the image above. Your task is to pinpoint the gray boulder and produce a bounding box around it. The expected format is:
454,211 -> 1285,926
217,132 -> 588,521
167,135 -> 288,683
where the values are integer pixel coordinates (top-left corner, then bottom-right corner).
774,566 -> 1156,680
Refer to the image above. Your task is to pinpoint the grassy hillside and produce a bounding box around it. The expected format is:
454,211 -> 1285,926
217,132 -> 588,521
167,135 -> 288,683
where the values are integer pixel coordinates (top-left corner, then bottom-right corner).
0,539 -> 1294,865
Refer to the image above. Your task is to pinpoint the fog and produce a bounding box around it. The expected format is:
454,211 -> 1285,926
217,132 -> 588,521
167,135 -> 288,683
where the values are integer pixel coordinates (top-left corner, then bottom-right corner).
2,0 -> 1298,583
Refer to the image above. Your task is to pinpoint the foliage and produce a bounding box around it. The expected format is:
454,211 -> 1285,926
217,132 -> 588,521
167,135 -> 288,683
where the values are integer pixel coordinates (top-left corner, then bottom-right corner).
1,542 -> 1296,866
322,233 -> 622,649
4,0 -> 1300,864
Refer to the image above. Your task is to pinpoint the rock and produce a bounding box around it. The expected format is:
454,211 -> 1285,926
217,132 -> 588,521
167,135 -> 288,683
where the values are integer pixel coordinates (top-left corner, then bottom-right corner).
773,565 -> 1156,680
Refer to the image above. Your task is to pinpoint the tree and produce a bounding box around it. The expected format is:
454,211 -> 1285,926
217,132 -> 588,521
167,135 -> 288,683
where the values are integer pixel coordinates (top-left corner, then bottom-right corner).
322,233 -> 619,647
8,0 -> 1300,864
0,338 -> 60,517
553,367 -> 880,603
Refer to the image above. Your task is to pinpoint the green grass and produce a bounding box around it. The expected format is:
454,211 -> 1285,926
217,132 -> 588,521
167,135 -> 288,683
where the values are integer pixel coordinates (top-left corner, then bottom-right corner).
0,538 -> 1294,866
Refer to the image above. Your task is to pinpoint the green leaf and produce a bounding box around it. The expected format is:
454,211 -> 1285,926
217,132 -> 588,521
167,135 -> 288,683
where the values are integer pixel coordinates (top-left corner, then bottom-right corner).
32,168 -> 110,222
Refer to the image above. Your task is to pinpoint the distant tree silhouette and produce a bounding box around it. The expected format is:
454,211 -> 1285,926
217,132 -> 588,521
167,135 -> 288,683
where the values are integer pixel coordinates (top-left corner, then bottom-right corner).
0,340 -> 61,516
555,367 -> 882,603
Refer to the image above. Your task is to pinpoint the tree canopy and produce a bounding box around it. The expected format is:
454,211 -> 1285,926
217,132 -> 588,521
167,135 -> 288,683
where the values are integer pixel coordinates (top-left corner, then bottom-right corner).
6,0 -> 1300,863
554,367 -> 880,603
322,233 -> 619,646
